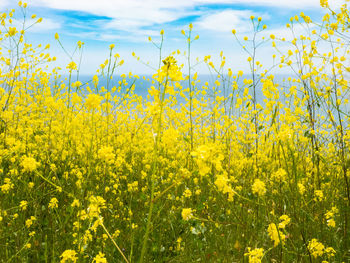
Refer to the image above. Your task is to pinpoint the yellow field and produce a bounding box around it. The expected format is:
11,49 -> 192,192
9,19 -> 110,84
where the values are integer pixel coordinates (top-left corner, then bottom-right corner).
0,1 -> 349,262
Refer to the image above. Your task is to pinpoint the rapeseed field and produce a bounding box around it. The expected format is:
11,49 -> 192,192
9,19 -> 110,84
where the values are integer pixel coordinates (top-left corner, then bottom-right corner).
0,1 -> 350,262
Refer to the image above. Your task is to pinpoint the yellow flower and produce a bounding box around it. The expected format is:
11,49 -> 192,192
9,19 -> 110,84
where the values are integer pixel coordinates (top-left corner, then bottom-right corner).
25,216 -> 36,228
1,178 -> 14,193
20,200 -> 28,211
279,215 -> 291,229
325,247 -> 336,257
298,183 -> 306,195
127,181 -> 138,192
93,252 -> 107,263
49,197 -> 58,209
271,168 -> 287,181
183,189 -> 192,198
66,61 -> 77,72
308,239 -> 325,258
244,247 -> 264,263
71,199 -> 80,207
267,223 -> 285,247
252,179 -> 266,197
85,93 -> 103,110
98,146 -> 115,162
181,208 -> 193,221
77,41 -> 83,48
8,27 -> 17,36
21,156 -> 39,172
93,75 -> 99,86
320,0 -> 328,7
327,219 -> 335,228
60,249 -> 78,263
87,196 -> 106,218
325,207 -> 337,228
314,190 -> 324,201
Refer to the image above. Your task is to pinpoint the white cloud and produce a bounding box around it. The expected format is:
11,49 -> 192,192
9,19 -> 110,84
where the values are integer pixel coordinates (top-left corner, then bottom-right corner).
29,0 -> 191,27
196,0 -> 344,8
196,10 -> 269,33
0,0 -> 347,34
27,18 -> 61,32
0,0 -> 8,9
24,0 -> 345,33
9,16 -> 61,34
2,0 -> 345,74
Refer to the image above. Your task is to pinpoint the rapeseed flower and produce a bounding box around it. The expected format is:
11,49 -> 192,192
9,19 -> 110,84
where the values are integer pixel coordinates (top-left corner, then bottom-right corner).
181,208 -> 193,221
252,179 -> 266,197
49,198 -> 58,209
93,252 -> 107,263
21,156 -> 39,172
245,248 -> 264,263
308,239 -> 325,258
60,250 -> 78,263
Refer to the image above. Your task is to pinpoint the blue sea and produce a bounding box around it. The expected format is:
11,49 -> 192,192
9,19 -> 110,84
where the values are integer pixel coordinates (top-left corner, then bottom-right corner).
56,74 -> 294,104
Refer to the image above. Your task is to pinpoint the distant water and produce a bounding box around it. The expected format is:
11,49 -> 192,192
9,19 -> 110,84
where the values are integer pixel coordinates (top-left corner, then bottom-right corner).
55,74 -> 293,103
50,74 -> 349,121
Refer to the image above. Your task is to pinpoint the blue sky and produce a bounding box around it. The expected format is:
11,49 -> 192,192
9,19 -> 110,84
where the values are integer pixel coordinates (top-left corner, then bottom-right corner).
0,0 -> 343,75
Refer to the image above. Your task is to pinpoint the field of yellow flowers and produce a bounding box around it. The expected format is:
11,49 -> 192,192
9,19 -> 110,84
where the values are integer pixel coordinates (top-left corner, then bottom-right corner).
1,1 -> 350,262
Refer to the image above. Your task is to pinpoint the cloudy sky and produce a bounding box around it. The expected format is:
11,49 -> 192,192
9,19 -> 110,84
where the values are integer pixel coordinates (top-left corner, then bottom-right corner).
0,0 -> 343,75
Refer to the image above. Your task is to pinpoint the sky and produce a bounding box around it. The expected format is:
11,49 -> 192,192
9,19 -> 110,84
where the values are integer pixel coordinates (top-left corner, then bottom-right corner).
0,0 -> 345,75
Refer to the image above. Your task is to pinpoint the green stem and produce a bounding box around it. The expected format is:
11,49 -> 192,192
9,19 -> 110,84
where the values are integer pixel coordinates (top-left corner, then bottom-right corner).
139,74 -> 169,263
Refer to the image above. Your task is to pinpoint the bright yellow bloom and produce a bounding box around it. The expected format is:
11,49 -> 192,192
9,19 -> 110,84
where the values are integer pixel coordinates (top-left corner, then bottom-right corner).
93,252 -> 107,263
314,190 -> 324,201
85,94 -> 103,110
66,61 -> 77,72
98,146 -> 115,162
308,239 -> 325,258
325,247 -> 336,257
181,208 -> 193,221
245,247 -> 264,263
21,156 -> 39,172
252,179 -> 266,197
267,223 -> 285,247
60,250 -> 78,263
8,27 -> 17,36
320,0 -> 328,7
49,197 -> 58,209
25,216 -> 36,228
20,200 -> 28,211
279,215 -> 291,229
